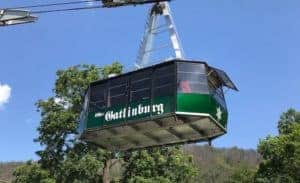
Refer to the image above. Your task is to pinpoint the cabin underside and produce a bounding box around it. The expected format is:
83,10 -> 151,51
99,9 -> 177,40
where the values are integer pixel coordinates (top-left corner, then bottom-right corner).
81,113 -> 226,151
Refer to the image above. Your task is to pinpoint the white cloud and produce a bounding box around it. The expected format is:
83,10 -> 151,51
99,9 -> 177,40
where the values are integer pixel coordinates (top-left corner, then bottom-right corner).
0,83 -> 11,108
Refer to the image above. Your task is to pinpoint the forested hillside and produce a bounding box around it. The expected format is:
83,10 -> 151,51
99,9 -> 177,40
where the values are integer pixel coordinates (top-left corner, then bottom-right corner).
184,145 -> 261,183
0,145 -> 261,183
0,162 -> 23,183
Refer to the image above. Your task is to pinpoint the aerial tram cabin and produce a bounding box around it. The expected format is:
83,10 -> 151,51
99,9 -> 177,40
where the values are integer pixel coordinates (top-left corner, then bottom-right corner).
0,0 -> 238,151
79,59 -> 238,151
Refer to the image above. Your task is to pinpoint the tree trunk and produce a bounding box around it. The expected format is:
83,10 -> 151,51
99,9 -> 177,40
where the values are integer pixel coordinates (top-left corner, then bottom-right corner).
102,159 -> 112,183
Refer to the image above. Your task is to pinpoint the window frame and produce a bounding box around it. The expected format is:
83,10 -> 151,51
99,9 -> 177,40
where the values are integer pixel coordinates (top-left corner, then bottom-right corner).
177,62 -> 209,94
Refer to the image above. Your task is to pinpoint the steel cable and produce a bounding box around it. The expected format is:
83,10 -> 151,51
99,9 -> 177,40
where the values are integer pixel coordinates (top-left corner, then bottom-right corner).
32,5 -> 103,14
3,0 -> 172,15
5,0 -> 99,10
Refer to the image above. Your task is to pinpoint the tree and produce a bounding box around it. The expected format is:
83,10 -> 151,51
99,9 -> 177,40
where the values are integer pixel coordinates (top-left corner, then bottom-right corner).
13,161 -> 55,183
123,146 -> 199,183
127,176 -> 172,183
226,166 -> 255,183
255,121 -> 300,182
32,63 -> 122,182
277,108 -> 300,134
34,64 -> 101,180
57,145 -> 106,183
101,62 -> 123,78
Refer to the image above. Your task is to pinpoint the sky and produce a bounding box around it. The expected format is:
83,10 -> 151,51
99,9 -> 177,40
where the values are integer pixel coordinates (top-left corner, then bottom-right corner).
0,0 -> 299,161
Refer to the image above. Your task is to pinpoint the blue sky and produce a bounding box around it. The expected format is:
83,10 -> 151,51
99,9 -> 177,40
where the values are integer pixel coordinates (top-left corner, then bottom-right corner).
0,0 -> 299,161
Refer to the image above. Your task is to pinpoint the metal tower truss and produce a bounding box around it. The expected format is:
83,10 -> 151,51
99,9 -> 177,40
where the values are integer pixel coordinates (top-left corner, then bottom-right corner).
135,2 -> 184,68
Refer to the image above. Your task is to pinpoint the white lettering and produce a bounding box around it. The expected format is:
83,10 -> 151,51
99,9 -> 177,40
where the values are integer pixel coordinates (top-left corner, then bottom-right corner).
138,104 -> 144,115
132,108 -> 137,116
156,104 -> 164,115
101,103 -> 165,122
127,107 -> 131,117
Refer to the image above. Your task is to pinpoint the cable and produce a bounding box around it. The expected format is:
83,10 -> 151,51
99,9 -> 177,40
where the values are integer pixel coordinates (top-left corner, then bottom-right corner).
6,0 -> 99,10
4,0 -> 172,15
32,5 -> 103,14
29,0 -> 170,14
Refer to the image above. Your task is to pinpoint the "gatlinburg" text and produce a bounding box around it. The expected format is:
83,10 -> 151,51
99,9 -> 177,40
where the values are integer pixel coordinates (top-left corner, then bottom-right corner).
95,103 -> 164,122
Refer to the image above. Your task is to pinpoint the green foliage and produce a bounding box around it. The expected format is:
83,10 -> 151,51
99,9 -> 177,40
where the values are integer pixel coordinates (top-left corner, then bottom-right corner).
101,62 -> 123,79
185,145 -> 261,183
34,65 -> 102,177
256,123 -> 300,183
35,98 -> 78,175
29,64 -> 112,182
127,176 -> 172,183
13,161 -> 55,183
55,64 -> 100,111
226,166 -> 255,183
6,146 -> 262,183
58,150 -> 104,183
277,108 -> 300,134
123,146 -> 199,183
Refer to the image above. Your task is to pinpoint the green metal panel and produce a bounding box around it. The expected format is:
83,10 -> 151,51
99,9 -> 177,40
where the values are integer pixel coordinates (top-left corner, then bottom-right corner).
176,93 -> 228,128
86,95 -> 175,129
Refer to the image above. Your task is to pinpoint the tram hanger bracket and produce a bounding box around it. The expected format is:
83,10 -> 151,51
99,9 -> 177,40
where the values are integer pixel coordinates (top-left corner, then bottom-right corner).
135,1 -> 185,69
102,0 -> 171,8
0,9 -> 37,26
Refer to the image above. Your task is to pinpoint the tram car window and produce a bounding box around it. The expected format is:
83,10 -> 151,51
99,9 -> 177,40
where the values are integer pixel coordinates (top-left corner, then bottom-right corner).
108,76 -> 128,107
177,62 -> 209,94
130,69 -> 152,101
89,84 -> 107,112
153,63 -> 175,98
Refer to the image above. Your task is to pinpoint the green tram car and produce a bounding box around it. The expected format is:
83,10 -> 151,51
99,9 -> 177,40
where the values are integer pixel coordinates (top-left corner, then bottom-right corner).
79,59 -> 238,151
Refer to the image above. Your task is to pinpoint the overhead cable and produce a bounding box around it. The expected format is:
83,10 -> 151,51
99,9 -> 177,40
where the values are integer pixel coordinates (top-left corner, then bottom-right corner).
5,0 -> 99,10
3,0 -> 172,15
32,5 -> 103,14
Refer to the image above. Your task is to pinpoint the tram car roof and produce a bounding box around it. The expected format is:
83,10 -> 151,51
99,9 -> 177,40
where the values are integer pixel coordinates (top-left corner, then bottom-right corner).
89,59 -> 238,91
